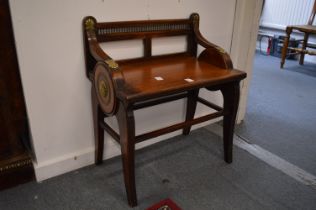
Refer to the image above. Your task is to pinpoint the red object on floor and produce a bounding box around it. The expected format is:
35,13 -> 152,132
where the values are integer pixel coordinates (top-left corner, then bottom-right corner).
267,37 -> 272,55
146,198 -> 182,210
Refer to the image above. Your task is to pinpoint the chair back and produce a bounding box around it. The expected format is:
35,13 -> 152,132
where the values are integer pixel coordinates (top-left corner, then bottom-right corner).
308,0 -> 316,25
83,14 -> 199,78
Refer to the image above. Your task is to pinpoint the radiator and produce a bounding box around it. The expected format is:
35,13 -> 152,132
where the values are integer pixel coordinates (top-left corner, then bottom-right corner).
260,0 -> 315,30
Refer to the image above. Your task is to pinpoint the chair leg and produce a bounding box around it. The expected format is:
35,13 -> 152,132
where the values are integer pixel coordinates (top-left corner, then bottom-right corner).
299,33 -> 309,65
220,82 -> 240,163
183,89 -> 199,135
91,86 -> 104,165
116,101 -> 137,207
281,27 -> 292,69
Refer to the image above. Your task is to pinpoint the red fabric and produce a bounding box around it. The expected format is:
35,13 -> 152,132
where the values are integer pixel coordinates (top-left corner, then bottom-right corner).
267,37 -> 273,55
146,198 -> 182,210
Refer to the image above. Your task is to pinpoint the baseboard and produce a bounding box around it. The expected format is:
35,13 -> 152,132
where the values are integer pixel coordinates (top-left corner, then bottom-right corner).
34,147 -> 96,181
34,120 -> 216,182
33,134 -> 181,181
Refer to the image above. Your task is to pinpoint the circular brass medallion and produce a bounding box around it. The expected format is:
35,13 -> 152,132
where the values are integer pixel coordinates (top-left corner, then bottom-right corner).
94,63 -> 117,115
99,80 -> 108,98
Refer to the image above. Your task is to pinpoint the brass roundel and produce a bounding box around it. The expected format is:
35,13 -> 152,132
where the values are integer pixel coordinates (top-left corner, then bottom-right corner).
99,80 -> 108,98
94,63 -> 117,115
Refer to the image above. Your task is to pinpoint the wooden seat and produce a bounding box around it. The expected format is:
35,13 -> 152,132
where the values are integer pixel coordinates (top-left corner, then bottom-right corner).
118,54 -> 245,102
290,25 -> 316,32
83,13 -> 246,207
281,1 -> 316,68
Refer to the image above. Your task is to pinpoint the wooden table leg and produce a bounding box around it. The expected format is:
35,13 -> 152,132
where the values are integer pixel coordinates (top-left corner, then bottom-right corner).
220,82 -> 240,163
92,86 -> 104,165
183,89 -> 199,135
116,101 -> 137,207
280,27 -> 292,69
299,33 -> 309,65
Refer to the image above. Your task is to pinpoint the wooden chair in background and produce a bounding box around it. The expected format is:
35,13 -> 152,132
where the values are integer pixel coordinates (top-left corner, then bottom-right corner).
281,1 -> 316,68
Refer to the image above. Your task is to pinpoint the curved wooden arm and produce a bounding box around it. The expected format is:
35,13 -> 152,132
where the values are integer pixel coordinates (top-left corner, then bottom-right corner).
198,48 -> 233,69
83,16 -> 124,83
83,16 -> 112,62
83,16 -> 125,106
83,16 -> 125,84
190,13 -> 233,69
88,35 -> 112,62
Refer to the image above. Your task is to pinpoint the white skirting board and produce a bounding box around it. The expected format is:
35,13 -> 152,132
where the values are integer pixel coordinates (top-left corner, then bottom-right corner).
33,147 -> 96,182
33,121 -> 214,181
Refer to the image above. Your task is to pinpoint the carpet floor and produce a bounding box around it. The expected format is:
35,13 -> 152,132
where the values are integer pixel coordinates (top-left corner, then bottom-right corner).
1,127 -> 316,210
235,53 -> 316,175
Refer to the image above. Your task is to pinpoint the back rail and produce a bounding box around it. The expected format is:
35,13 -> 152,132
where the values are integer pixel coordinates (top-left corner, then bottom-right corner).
96,19 -> 192,42
83,14 -> 200,78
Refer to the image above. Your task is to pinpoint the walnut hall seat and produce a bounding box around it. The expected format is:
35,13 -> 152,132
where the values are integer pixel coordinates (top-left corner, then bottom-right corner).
83,13 -> 246,207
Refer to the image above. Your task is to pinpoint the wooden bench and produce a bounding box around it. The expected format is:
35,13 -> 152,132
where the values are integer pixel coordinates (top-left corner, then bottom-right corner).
83,13 -> 246,207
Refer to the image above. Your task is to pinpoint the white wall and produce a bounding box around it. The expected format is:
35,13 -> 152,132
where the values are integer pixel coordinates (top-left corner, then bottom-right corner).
260,0 -> 316,29
10,0 -> 238,181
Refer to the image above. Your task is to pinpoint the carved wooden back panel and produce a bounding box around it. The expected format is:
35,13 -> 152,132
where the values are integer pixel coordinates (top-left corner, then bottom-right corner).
96,20 -> 191,39
83,14 -> 200,78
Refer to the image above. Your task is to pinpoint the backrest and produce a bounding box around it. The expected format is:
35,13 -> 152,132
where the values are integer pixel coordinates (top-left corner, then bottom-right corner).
83,14 -> 200,78
308,0 -> 316,25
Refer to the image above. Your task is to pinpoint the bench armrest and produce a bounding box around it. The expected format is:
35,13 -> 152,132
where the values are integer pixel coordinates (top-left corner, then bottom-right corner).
83,17 -> 126,115
191,14 -> 233,69
83,16 -> 124,81
87,34 -> 111,62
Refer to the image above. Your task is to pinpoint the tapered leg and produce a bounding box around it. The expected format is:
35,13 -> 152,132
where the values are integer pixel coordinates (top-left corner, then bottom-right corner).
299,33 -> 309,65
280,27 -> 292,69
183,89 -> 199,135
91,86 -> 104,165
220,82 -> 240,163
116,101 -> 137,207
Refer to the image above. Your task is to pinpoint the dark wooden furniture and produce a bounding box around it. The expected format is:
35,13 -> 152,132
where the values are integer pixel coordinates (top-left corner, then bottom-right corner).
0,0 -> 35,190
83,13 -> 246,207
281,0 -> 316,68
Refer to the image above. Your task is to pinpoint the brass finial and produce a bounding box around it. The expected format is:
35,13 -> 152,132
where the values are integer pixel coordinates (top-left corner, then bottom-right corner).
192,13 -> 199,21
85,18 -> 95,31
105,59 -> 119,70
215,46 -> 226,54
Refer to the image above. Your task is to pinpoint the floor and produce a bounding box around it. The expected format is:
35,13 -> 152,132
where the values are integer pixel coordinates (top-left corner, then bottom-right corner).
235,53 -> 316,175
0,54 -> 316,210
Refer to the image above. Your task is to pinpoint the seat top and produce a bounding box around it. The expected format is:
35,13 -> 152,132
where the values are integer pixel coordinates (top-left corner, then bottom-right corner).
118,54 -> 246,102
290,25 -> 316,33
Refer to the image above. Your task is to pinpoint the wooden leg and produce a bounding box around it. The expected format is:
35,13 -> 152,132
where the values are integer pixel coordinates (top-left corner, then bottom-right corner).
116,101 -> 137,207
183,89 -> 199,135
299,33 -> 309,65
280,27 -> 292,69
220,82 -> 240,163
91,86 -> 104,165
